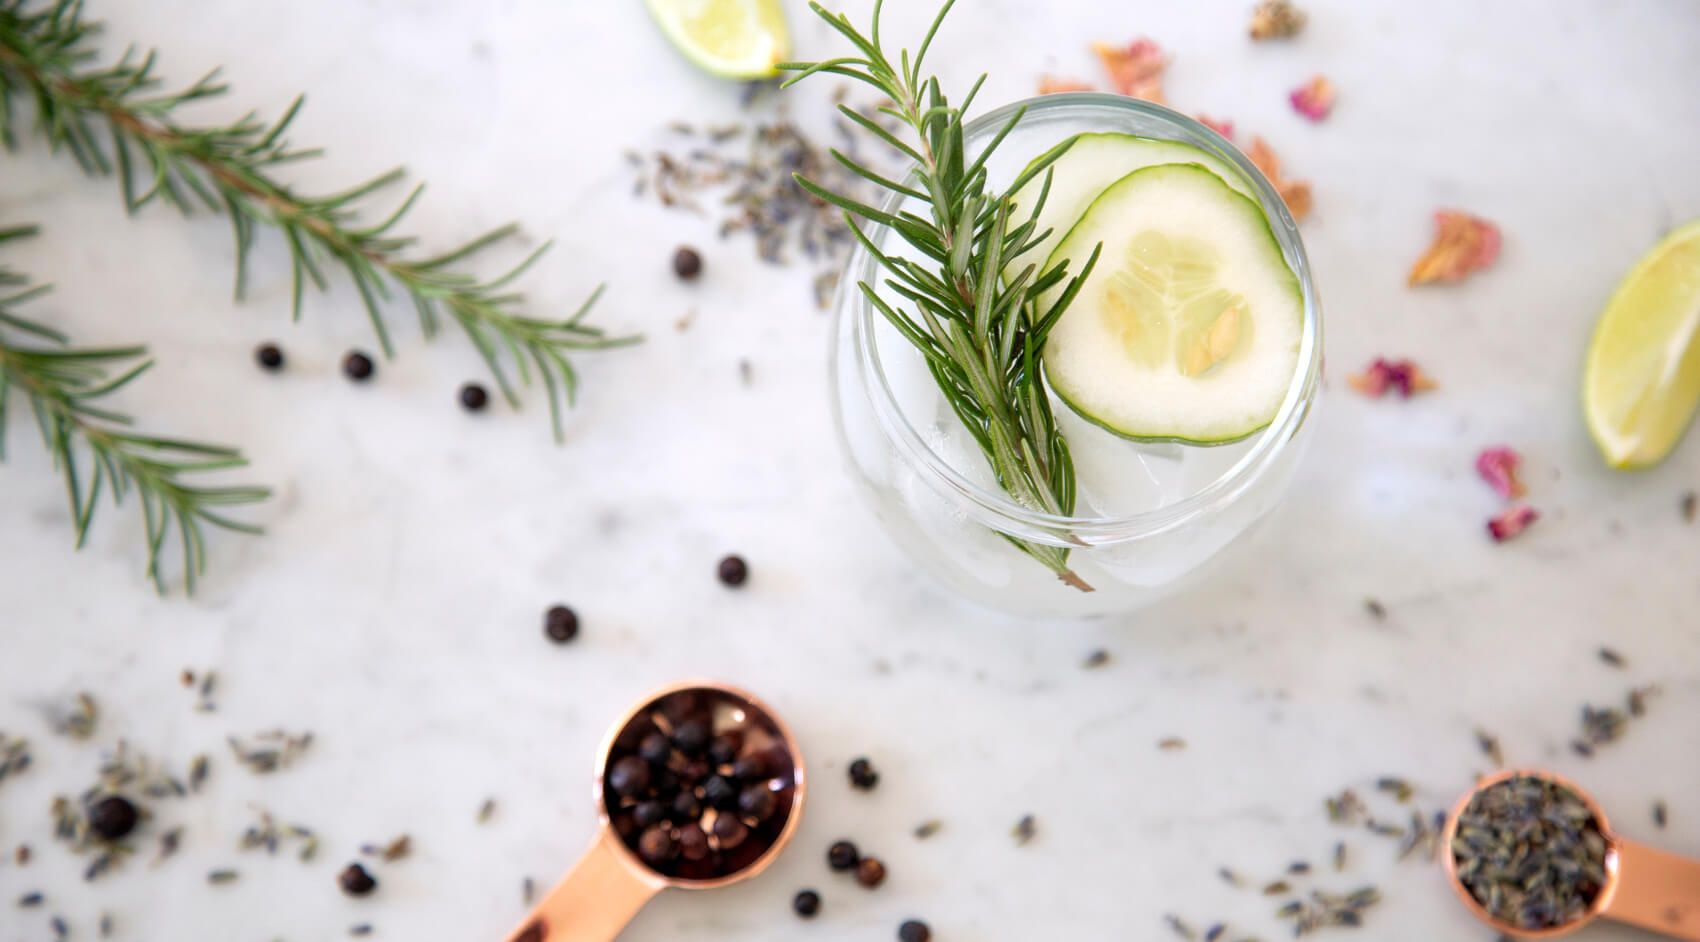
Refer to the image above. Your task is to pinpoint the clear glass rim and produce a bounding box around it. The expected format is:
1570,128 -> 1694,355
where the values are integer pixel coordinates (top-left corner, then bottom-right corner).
848,93 -> 1324,543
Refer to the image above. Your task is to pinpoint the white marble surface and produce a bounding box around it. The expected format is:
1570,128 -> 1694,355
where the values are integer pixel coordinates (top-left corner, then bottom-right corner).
2,0 -> 1699,939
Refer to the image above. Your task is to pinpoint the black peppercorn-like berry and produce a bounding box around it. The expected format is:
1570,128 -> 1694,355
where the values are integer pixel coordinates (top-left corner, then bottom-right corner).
459,383 -> 489,412
255,343 -> 285,371
731,752 -> 770,782
672,718 -> 711,757
342,351 -> 375,381
702,775 -> 739,810
87,795 -> 140,842
543,605 -> 579,643
633,800 -> 668,829
678,822 -> 709,861
793,889 -> 822,918
637,825 -> 677,866
669,790 -> 702,822
827,840 -> 859,871
738,785 -> 778,822
855,857 -> 887,888
848,757 -> 879,790
897,919 -> 931,942
672,246 -> 703,281
638,732 -> 673,766
716,554 -> 749,587
712,813 -> 749,850
338,862 -> 378,897
608,756 -> 653,798
708,731 -> 743,766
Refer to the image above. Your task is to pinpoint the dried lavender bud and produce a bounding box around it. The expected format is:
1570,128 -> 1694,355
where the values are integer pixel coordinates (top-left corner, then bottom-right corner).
672,246 -> 703,281
827,840 -> 859,871
913,820 -> 942,840
738,784 -> 778,822
1451,775 -> 1606,930
608,756 -> 653,798
1012,814 -> 1036,845
898,919 -> 931,942
458,383 -> 489,412
855,856 -> 886,888
1082,649 -> 1110,668
793,889 -> 822,918
637,825 -> 677,865
255,343 -> 285,370
543,605 -> 579,643
338,863 -> 377,897
847,757 -> 879,790
716,554 -> 749,587
1597,647 -> 1627,668
87,796 -> 140,842
342,351 -> 375,382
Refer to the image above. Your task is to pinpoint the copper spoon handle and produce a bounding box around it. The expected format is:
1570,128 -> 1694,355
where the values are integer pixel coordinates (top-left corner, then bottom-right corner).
501,831 -> 662,942
1603,838 -> 1700,940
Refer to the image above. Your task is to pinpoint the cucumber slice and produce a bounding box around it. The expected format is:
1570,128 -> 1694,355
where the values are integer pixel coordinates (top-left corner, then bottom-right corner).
1038,163 -> 1302,445
1006,133 -> 1252,285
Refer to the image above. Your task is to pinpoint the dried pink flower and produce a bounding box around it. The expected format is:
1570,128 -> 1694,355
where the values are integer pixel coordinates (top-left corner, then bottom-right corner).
1038,76 -> 1094,95
1197,115 -> 1236,140
1289,76 -> 1335,122
1408,211 -> 1502,285
1476,447 -> 1528,499
1244,136 -> 1313,220
1092,39 -> 1168,104
1347,358 -> 1437,398
1487,505 -> 1539,542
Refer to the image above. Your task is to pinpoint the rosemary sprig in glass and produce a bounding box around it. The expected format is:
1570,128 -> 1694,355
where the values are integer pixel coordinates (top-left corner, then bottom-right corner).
0,0 -> 638,441
781,0 -> 1101,591
0,224 -> 268,593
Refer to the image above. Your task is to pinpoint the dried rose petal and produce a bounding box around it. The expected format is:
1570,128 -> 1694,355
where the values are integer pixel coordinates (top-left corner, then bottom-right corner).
1487,505 -> 1539,542
1093,39 -> 1167,104
1250,0 -> 1308,40
1197,115 -> 1236,140
1289,76 -> 1336,122
1347,358 -> 1437,398
1244,136 -> 1313,221
1408,211 -> 1502,286
1476,447 -> 1527,499
1038,76 -> 1094,95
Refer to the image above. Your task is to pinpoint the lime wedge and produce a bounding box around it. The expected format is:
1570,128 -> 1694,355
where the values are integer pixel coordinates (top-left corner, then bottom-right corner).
1583,218 -> 1700,469
643,0 -> 790,79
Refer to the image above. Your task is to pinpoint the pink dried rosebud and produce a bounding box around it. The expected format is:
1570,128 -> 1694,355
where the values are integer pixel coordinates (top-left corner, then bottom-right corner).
1092,39 -> 1167,104
1347,358 -> 1437,398
1289,76 -> 1336,122
1408,210 -> 1502,285
1475,447 -> 1527,499
1038,76 -> 1094,95
1197,115 -> 1236,140
1244,136 -> 1313,221
1487,505 -> 1539,542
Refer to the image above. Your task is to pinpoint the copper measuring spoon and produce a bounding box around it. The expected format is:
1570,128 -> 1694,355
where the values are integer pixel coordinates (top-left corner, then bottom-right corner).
1442,769 -> 1700,939
501,680 -> 805,942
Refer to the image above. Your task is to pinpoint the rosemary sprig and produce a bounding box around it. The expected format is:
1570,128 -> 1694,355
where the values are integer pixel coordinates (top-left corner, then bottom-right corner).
0,0 -> 638,441
0,224 -> 268,593
781,0 -> 1100,590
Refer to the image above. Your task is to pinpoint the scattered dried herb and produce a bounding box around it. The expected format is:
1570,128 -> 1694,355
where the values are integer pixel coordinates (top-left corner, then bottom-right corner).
1682,490 -> 1696,522
1474,728 -> 1505,768
1276,886 -> 1380,935
239,808 -> 317,860
377,835 -> 411,862
1158,737 -> 1188,751
1627,685 -> 1657,717
913,820 -> 942,840
1249,0 -> 1308,39
1324,789 -> 1365,825
1203,923 -> 1226,942
1476,447 -> 1527,500
1596,647 -> 1626,669
1348,358 -> 1436,398
19,891 -> 45,907
1012,815 -> 1037,845
154,827 -> 181,865
1363,598 -> 1386,620
1289,76 -> 1335,122
51,915 -> 69,939
350,925 -> 373,937
227,730 -> 312,774
1165,913 -> 1197,939
15,844 -> 30,865
522,876 -> 535,904
207,868 -> 239,885
1408,210 -> 1501,286
1375,778 -> 1413,803
1262,881 -> 1291,896
1653,800 -> 1668,829
1083,649 -> 1111,669
1218,867 -> 1241,887
0,734 -> 31,786
1451,775 -> 1606,930
1287,861 -> 1311,875
189,754 -> 210,793
1333,842 -> 1347,872
478,798 -> 498,824
46,692 -> 99,740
